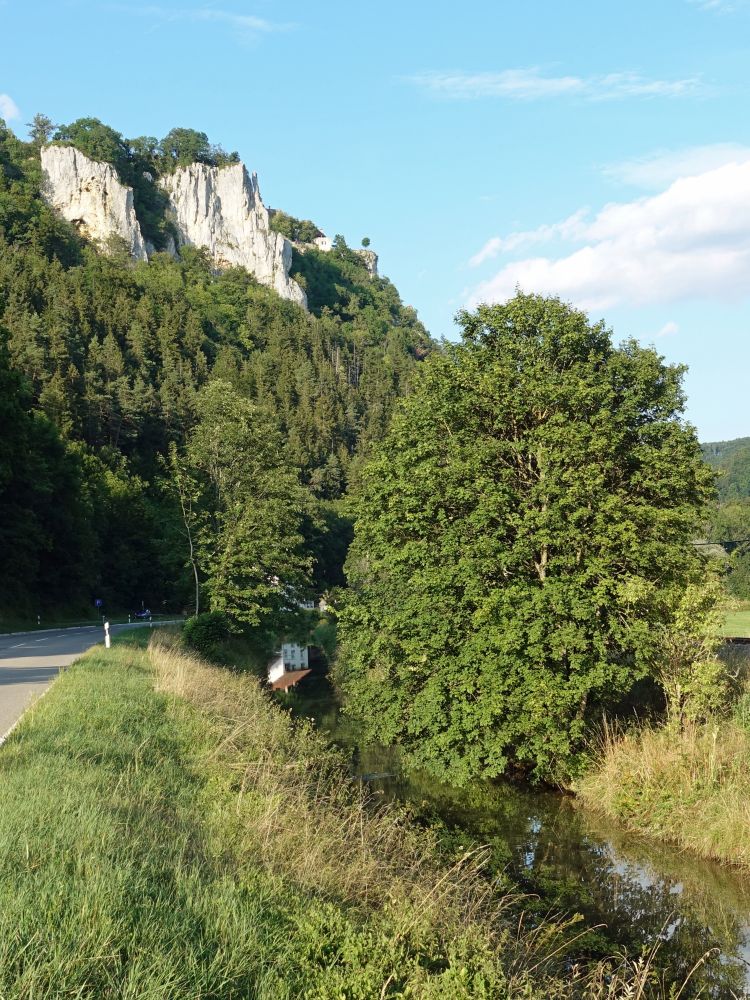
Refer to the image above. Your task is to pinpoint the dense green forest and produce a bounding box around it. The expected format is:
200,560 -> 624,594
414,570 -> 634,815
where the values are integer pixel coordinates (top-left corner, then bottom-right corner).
701,437 -> 750,596
0,117 -> 431,622
702,436 -> 750,500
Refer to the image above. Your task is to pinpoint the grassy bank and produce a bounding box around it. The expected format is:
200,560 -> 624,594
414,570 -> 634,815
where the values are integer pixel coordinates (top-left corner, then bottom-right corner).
0,631 -> 677,998
578,714 -> 750,869
720,603 -> 750,638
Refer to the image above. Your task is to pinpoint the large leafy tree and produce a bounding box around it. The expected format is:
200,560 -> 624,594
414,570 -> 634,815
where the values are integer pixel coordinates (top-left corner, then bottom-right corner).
183,380 -> 314,629
338,294 -> 715,783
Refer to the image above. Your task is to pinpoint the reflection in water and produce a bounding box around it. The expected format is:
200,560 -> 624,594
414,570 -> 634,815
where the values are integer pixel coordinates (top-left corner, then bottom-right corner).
299,694 -> 750,998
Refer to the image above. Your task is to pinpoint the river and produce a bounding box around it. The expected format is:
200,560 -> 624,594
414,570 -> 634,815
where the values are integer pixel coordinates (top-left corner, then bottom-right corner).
293,678 -> 750,998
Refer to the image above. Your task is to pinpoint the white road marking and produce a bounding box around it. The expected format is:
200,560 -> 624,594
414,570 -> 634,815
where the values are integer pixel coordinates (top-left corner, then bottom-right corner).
10,643 -> 25,648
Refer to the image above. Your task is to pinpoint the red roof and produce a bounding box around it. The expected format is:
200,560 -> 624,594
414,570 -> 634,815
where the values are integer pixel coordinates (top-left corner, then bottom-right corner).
271,668 -> 312,692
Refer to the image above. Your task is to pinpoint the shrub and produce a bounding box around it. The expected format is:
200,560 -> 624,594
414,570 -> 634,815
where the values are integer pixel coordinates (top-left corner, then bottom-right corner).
182,611 -> 229,658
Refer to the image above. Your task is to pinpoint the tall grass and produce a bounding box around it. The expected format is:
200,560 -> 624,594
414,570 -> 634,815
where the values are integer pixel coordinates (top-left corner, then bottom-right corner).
0,635 -> 707,997
151,635 -> 498,923
577,718 -> 750,868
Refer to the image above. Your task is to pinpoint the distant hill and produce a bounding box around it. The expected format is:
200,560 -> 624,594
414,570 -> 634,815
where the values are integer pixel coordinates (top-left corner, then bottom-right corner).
702,437 -> 750,501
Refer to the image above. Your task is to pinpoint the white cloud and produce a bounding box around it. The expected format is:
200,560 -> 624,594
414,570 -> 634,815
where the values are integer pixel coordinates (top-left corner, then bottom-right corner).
113,5 -> 290,39
407,68 -> 702,102
469,211 -> 588,266
184,8 -> 280,33
467,158 -> 750,311
469,237 -> 503,267
604,143 -> 750,188
689,0 -> 746,11
655,320 -> 680,338
0,93 -> 20,120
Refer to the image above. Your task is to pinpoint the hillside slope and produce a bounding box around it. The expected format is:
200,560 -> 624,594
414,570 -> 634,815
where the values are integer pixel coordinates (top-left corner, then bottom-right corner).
0,117 -> 432,618
702,437 -> 750,501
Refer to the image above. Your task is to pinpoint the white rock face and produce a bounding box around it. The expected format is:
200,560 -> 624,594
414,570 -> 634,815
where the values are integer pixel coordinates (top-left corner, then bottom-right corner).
356,248 -> 379,278
40,149 -> 307,309
160,163 -> 307,309
40,145 -> 148,260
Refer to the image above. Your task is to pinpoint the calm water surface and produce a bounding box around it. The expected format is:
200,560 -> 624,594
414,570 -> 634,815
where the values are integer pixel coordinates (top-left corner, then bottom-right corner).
296,684 -> 750,998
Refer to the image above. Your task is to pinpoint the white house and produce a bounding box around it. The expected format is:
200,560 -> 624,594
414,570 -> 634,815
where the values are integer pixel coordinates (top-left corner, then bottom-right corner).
267,642 -> 311,691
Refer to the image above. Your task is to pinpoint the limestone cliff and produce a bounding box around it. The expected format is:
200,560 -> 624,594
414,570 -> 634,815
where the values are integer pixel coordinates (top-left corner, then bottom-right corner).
159,163 -> 307,308
40,149 -> 307,309
40,145 -> 148,260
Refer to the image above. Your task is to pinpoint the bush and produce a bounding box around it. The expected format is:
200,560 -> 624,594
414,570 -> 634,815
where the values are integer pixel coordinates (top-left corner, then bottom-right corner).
182,611 -> 229,658
269,210 -> 321,244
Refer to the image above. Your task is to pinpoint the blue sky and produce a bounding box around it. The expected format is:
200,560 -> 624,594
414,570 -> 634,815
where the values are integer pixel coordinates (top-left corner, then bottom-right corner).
2,0 -> 750,440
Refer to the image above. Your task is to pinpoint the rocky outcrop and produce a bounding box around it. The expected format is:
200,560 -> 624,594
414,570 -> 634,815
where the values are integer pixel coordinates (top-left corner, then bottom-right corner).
40,145 -> 148,260
356,248 -> 378,278
159,163 -> 307,308
40,149 -> 307,309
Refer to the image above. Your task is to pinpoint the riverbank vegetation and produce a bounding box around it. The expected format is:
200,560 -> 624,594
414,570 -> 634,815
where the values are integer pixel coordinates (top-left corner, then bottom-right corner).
578,714 -> 750,869
577,618 -> 750,869
0,633 -> 683,998
572,570 -> 750,870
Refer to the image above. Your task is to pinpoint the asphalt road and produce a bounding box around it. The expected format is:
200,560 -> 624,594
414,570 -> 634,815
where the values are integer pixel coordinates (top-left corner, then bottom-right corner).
0,623 -> 144,742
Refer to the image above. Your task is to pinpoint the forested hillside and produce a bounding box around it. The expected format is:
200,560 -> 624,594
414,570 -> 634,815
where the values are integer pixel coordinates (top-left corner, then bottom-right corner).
0,118 -> 431,621
702,437 -> 750,500
701,437 -> 750,597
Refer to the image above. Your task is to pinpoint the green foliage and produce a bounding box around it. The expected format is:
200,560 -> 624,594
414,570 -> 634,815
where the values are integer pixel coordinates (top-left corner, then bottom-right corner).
159,127 -> 212,167
0,119 -> 82,261
337,294 -> 715,784
0,328 -> 95,611
182,610 -> 230,657
54,117 -> 131,176
26,113 -> 56,146
182,380 -> 314,630
727,550 -> 750,598
702,436 -> 750,501
702,498 -> 750,597
158,127 -> 239,170
656,578 -> 730,725
702,443 -> 750,602
269,209 -> 321,243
